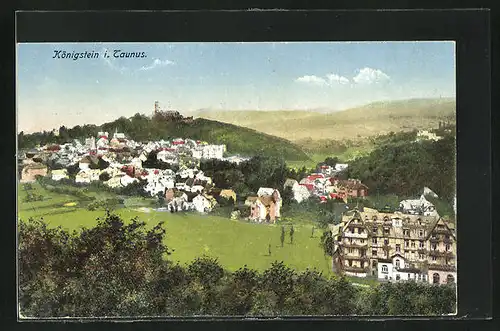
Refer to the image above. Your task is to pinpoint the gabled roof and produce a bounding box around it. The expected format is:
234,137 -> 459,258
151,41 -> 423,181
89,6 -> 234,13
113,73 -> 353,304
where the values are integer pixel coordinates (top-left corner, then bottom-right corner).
426,218 -> 456,241
391,252 -> 405,259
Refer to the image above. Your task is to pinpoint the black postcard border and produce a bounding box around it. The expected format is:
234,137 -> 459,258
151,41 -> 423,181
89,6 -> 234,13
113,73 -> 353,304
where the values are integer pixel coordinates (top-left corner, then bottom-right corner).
2,8 -> 495,331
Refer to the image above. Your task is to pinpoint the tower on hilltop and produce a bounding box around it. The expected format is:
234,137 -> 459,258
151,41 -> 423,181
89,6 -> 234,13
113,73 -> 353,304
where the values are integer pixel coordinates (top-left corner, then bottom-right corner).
154,101 -> 160,115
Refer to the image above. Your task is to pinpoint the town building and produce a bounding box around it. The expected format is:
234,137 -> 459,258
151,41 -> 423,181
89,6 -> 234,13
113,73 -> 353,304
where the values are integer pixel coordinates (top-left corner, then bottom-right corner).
331,209 -> 456,284
399,194 -> 438,216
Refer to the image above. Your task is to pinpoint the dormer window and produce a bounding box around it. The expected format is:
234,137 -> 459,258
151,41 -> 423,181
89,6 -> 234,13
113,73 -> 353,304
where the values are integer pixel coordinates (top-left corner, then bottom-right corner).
395,260 -> 400,268
419,230 -> 424,237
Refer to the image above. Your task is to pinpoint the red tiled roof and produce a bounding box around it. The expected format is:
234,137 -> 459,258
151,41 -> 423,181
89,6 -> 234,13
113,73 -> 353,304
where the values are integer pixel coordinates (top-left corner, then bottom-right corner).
308,174 -> 324,180
300,183 -> 314,191
172,141 -> 185,145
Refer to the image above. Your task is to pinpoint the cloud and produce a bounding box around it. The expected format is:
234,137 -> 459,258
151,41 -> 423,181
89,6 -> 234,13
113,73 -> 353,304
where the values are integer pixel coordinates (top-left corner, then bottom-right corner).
326,73 -> 350,85
295,73 -> 350,86
352,67 -> 390,84
139,58 -> 175,71
295,75 -> 328,86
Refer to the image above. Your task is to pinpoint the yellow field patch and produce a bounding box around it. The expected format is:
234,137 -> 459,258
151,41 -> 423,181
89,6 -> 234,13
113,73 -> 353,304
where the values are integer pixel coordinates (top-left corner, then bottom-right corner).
63,202 -> 77,207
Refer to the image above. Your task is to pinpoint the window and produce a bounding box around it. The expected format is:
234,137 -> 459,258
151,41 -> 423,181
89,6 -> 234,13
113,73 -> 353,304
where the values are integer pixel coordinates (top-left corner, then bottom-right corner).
408,273 -> 411,279
395,259 -> 400,268
348,260 -> 352,267
419,253 -> 425,259
360,239 -> 364,244
411,241 -> 415,248
396,244 -> 401,252
372,250 -> 377,257
384,228 -> 390,235
348,248 -> 354,253
349,238 -> 353,243
431,243 -> 437,250
433,273 -> 440,284
419,241 -> 424,248
404,230 -> 409,236
446,274 -> 455,284
382,265 -> 388,273
372,237 -> 377,244
418,274 -> 421,280
419,230 -> 424,237
405,240 -> 409,248
432,256 -> 437,261
384,239 -> 389,245
372,227 -> 377,233
445,244 -> 450,251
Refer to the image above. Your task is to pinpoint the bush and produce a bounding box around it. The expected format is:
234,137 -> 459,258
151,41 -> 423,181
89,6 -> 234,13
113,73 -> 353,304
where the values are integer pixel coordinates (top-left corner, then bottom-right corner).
18,213 -> 457,317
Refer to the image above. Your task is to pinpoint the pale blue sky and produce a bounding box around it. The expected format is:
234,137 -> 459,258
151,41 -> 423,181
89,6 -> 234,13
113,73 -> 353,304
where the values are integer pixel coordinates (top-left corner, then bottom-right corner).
17,42 -> 455,133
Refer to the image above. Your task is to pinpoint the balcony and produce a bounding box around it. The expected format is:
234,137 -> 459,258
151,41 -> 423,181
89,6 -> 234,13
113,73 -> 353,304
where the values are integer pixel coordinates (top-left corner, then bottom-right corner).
433,228 -> 452,235
341,242 -> 368,248
428,250 -> 446,257
343,232 -> 368,239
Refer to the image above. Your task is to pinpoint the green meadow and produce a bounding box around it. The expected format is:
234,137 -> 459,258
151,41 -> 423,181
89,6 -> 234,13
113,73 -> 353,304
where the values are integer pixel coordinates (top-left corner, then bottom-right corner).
18,183 -> 334,276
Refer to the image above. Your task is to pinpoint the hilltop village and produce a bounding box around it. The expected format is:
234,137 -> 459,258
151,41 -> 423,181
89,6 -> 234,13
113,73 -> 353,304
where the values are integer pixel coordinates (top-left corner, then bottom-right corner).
17,104 -> 456,286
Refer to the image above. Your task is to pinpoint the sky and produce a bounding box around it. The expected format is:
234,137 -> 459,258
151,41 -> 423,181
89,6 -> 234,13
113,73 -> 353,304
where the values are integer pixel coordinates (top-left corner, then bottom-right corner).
17,42 -> 456,133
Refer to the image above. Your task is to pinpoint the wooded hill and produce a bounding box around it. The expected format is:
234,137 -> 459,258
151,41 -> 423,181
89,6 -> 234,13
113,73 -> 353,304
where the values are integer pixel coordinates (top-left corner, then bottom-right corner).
194,98 -> 456,143
18,113 -> 310,162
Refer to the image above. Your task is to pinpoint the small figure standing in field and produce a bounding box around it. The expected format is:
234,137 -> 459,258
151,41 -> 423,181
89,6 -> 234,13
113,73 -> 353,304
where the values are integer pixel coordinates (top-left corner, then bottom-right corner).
290,226 -> 295,244
280,226 -> 285,247
268,243 -> 272,256
311,226 -> 315,238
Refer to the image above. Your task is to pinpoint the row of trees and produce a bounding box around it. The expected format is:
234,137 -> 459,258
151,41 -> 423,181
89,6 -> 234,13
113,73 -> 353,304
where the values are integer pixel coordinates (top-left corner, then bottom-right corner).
18,212 -> 456,317
200,156 -> 314,201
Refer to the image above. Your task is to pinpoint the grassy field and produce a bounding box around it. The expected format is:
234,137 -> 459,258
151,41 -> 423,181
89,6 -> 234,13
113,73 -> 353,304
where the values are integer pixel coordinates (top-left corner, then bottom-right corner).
18,183 -> 333,276
194,98 -> 456,143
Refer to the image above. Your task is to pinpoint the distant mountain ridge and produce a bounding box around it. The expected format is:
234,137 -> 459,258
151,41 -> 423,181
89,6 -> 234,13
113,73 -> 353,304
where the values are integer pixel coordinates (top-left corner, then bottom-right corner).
193,98 -> 456,142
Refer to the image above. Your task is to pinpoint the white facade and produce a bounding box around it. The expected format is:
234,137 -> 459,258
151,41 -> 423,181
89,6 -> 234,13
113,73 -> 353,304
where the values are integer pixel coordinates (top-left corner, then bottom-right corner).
293,185 -> 311,203
79,162 -> 90,170
120,175 -> 139,187
399,195 -> 438,216
51,169 -> 69,181
193,195 -> 211,213
192,145 -> 226,160
377,255 -> 428,282
335,163 -> 349,172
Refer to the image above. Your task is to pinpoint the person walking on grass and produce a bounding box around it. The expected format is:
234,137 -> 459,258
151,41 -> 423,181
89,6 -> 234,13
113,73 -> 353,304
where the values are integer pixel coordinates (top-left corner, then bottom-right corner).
280,226 -> 285,247
268,243 -> 272,256
290,225 -> 295,244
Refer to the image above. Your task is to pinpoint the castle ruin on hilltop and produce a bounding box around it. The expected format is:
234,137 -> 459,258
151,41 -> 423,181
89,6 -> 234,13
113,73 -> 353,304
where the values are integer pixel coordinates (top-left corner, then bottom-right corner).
153,101 -> 193,123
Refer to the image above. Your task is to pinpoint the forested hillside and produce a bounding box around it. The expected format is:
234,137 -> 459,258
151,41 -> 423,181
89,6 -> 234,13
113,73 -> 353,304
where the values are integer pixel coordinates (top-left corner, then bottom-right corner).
18,113 -> 310,161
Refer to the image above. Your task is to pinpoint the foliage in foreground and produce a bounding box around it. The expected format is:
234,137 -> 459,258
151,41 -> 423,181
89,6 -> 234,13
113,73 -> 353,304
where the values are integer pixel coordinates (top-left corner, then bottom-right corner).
18,213 -> 456,317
